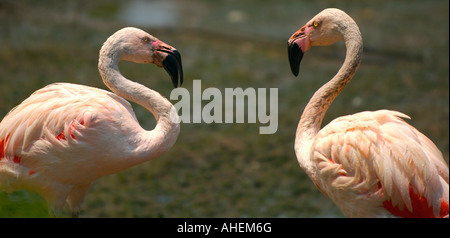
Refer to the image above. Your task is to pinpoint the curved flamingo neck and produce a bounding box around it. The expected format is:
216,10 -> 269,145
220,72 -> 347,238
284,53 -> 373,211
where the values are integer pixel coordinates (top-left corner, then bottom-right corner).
98,52 -> 174,120
295,19 -> 363,176
98,42 -> 180,164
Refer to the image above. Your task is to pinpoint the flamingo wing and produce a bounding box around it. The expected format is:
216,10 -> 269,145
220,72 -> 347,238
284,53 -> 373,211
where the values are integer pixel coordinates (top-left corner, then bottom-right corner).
311,109 -> 449,217
0,83 -> 141,211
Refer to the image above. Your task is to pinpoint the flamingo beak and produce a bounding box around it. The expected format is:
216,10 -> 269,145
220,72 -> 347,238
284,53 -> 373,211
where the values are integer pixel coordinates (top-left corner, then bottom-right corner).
287,27 -> 311,77
287,39 -> 304,77
155,42 -> 184,88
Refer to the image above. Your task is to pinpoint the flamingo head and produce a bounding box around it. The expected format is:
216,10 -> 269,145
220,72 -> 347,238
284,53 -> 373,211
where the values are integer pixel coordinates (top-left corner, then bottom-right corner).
111,27 -> 183,88
287,8 -> 349,76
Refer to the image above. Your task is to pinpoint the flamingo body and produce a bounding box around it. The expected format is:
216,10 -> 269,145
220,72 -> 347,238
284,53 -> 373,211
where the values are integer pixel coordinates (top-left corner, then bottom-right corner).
288,9 -> 449,217
308,110 -> 448,217
0,27 -> 183,216
0,83 -> 140,211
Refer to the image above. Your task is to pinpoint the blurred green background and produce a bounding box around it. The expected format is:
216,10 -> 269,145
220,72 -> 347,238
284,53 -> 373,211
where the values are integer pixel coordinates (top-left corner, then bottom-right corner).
0,0 -> 448,218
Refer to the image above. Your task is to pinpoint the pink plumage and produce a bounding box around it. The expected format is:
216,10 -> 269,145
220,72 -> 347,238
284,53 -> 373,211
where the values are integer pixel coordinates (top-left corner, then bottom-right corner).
288,8 -> 448,218
0,27 -> 183,217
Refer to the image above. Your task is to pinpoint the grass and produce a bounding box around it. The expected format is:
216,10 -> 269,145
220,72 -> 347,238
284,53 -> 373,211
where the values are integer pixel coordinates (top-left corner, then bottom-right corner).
0,0 -> 448,217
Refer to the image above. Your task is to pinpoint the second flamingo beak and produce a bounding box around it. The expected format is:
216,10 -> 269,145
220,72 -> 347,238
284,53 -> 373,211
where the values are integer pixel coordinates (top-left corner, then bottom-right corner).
154,42 -> 184,88
288,27 -> 311,77
288,39 -> 304,77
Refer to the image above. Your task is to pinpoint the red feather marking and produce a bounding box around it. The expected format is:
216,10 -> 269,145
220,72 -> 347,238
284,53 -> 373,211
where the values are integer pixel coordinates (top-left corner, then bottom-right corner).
0,138 -> 5,160
383,185 -> 448,218
28,170 -> 36,176
0,135 -> 10,160
13,155 -> 21,164
440,201 -> 449,218
0,135 -> 21,163
56,131 -> 65,140
56,119 -> 85,141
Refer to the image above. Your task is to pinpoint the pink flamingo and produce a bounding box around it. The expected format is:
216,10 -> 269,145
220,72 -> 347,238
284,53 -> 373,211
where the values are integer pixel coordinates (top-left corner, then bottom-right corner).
287,8 -> 448,217
0,27 -> 183,217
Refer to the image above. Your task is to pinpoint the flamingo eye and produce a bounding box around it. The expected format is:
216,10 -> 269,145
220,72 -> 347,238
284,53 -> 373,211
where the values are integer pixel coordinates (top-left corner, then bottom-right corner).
142,36 -> 151,43
313,21 -> 319,28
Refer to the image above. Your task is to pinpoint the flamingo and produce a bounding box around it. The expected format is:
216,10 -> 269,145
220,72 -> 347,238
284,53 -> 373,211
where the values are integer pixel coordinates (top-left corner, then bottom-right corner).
0,27 -> 183,217
287,8 -> 449,218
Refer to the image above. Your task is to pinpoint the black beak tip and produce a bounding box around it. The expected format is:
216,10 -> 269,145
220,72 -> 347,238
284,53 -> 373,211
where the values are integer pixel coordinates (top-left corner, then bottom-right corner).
162,50 -> 183,88
173,50 -> 183,87
288,41 -> 303,77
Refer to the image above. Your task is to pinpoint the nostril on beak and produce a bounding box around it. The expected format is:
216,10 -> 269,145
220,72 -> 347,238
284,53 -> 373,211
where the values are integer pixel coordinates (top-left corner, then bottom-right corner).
296,27 -> 306,36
